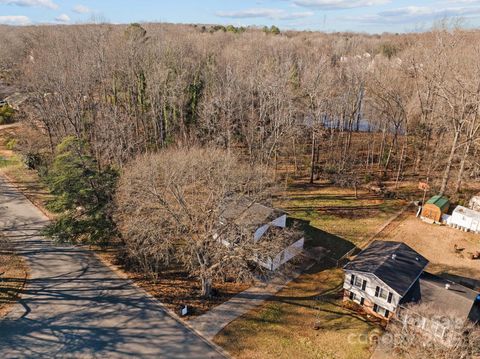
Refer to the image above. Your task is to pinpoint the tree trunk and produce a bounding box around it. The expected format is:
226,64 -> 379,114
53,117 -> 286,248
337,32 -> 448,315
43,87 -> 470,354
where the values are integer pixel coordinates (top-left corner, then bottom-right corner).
201,276 -> 212,298
440,130 -> 460,196
310,131 -> 316,184
454,138 -> 471,194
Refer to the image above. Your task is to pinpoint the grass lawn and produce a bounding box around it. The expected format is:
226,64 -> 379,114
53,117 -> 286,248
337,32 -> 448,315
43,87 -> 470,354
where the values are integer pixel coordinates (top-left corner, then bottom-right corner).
214,264 -> 382,359
275,182 -> 407,256
0,236 -> 27,317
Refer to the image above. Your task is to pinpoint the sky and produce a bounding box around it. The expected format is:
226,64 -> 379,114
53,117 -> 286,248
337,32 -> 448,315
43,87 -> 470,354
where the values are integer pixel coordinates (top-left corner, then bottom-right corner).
1,0 -> 480,33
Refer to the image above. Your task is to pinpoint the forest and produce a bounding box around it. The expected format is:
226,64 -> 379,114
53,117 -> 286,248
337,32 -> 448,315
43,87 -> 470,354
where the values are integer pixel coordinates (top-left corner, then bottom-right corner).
1,22 -> 480,295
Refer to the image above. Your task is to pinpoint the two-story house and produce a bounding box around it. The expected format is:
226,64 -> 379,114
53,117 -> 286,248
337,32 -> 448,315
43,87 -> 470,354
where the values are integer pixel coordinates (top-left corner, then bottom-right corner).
343,240 -> 429,319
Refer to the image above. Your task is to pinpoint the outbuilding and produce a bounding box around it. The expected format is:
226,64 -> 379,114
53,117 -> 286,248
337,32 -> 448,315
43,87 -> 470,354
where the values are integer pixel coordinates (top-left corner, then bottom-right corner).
421,195 -> 450,223
447,206 -> 480,233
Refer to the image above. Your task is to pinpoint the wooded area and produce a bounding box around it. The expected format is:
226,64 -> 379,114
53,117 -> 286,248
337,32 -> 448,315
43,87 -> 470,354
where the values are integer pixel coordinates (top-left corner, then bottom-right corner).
2,22 -> 480,296
1,22 -> 480,198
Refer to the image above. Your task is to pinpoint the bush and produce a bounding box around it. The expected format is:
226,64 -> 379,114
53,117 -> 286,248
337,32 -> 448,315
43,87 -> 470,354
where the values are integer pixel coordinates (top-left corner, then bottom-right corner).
0,105 -> 14,125
5,138 -> 16,150
23,152 -> 43,170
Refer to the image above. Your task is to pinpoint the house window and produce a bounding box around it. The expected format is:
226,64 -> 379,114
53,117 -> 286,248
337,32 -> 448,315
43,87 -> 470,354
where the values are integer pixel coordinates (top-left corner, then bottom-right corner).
360,297 -> 365,306
375,286 -> 390,301
349,291 -> 356,301
373,304 -> 389,318
351,275 -> 367,290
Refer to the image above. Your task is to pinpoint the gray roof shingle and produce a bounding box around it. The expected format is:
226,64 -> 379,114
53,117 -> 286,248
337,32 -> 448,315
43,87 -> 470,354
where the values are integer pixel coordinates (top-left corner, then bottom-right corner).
344,240 -> 429,296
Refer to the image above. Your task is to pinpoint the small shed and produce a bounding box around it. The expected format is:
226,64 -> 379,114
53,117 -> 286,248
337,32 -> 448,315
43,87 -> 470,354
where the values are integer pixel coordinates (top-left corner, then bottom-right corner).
469,196 -> 480,212
421,195 -> 450,223
447,206 -> 480,233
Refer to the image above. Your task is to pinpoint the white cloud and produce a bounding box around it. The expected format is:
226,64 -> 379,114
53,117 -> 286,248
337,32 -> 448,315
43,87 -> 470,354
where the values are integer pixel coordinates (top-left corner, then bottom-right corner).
216,8 -> 314,20
343,5 -> 480,24
0,15 -> 31,25
55,13 -> 71,23
294,0 -> 390,10
0,0 -> 58,9
73,4 -> 91,14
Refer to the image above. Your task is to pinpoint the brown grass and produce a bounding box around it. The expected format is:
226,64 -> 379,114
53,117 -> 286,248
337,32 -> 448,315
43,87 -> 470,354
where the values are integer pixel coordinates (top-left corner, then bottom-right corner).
214,265 -> 382,359
379,213 -> 480,288
0,237 -> 27,317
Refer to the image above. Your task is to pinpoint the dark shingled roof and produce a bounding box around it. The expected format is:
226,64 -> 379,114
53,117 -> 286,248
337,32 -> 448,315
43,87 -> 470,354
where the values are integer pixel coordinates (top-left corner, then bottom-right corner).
344,240 -> 429,296
402,272 -> 480,322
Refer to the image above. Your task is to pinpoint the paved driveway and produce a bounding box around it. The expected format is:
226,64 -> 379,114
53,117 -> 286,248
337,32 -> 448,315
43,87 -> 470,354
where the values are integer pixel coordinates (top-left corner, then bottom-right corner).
0,177 -> 225,358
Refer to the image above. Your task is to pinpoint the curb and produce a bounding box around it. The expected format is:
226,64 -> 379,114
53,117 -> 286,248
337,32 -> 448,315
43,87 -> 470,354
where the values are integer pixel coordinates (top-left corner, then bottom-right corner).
92,251 -> 232,359
1,174 -> 231,358
0,172 -> 54,220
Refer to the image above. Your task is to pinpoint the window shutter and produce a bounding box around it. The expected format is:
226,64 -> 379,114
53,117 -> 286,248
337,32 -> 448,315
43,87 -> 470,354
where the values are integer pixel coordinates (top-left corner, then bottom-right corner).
360,297 -> 365,306
385,309 -> 390,318
387,292 -> 393,303
350,274 -> 355,285
373,304 -> 378,313
375,286 -> 380,297
362,280 -> 367,290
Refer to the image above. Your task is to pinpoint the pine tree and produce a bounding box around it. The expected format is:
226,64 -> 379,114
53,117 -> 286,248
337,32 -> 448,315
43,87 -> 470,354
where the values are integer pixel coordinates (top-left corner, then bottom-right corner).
44,136 -> 118,244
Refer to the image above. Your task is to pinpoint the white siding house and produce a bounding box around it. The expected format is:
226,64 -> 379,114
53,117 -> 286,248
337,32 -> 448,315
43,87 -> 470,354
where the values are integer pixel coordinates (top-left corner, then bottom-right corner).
218,197 -> 304,271
343,241 -> 429,320
343,271 -> 400,317
447,206 -> 480,233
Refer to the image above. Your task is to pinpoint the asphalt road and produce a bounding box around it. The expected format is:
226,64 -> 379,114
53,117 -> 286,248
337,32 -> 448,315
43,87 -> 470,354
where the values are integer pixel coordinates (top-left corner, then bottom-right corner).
0,176 -> 225,359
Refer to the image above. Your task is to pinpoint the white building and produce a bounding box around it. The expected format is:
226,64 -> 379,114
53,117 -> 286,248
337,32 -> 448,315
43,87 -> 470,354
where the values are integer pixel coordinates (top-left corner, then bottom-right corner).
343,240 -> 480,328
447,206 -> 480,233
218,197 -> 305,271
343,241 -> 429,319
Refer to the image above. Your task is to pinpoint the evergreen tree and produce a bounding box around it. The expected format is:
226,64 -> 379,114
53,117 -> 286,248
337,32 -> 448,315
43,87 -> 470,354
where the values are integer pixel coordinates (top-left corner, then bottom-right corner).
44,136 -> 118,244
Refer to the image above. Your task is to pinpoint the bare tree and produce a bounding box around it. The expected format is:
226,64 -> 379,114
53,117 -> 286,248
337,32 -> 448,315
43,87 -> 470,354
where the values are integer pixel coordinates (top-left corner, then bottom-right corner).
115,147 -> 298,297
385,303 -> 480,359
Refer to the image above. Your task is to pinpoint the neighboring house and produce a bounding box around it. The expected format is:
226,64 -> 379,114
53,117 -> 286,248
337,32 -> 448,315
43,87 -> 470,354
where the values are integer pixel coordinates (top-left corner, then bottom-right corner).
343,241 -> 480,330
469,195 -> 480,212
446,205 -> 480,233
421,195 -> 450,223
343,241 -> 428,319
218,197 -> 305,271
398,272 -> 480,340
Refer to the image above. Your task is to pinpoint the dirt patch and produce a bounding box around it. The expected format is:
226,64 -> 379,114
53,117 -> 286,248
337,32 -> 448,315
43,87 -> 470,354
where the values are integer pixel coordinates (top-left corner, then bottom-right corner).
95,248 -> 250,318
379,212 -> 480,285
0,237 -> 27,317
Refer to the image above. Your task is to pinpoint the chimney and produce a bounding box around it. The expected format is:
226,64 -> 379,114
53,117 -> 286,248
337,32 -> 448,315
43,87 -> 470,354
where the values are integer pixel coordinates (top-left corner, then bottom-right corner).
391,254 -> 397,260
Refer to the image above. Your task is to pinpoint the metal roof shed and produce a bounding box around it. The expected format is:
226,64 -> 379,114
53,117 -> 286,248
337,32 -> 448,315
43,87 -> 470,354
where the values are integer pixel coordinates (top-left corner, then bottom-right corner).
421,195 -> 450,223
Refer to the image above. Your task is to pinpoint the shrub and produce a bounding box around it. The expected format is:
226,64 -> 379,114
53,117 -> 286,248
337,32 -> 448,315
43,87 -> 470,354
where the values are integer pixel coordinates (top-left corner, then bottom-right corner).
0,105 -> 14,125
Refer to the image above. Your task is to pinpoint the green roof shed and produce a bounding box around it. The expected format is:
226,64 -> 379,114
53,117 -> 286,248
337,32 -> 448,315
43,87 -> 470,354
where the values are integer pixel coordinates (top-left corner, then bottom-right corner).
422,195 -> 450,222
